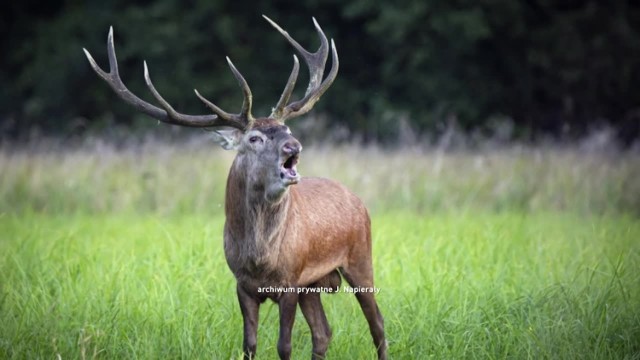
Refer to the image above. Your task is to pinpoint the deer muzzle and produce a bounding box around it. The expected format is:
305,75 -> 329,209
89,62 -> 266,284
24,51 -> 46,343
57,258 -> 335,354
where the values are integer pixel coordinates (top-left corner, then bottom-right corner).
280,141 -> 301,185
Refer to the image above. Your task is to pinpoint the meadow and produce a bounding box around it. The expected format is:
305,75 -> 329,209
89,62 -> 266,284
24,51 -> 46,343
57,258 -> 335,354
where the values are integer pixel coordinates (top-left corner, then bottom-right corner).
1,137 -> 639,359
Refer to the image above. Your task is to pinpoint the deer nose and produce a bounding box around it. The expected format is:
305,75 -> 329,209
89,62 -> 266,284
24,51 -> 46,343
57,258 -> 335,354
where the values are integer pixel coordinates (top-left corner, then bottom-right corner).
282,140 -> 302,155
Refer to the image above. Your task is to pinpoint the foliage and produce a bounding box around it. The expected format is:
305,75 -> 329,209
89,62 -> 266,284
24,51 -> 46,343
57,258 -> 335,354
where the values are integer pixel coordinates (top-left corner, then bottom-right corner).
1,1 -> 640,142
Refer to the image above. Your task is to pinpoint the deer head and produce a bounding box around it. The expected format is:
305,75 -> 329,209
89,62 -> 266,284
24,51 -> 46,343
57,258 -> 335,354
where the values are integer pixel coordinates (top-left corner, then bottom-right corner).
83,16 -> 337,203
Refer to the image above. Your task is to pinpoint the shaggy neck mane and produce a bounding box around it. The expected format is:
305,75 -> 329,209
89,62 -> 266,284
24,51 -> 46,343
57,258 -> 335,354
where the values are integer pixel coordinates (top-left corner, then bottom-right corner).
224,157 -> 291,271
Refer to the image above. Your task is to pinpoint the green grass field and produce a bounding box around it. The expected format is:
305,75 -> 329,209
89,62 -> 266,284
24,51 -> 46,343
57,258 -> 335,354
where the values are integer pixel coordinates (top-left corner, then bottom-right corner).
1,140 -> 639,359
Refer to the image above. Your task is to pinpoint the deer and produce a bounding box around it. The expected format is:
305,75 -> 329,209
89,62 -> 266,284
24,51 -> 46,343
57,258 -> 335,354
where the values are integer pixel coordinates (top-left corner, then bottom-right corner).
83,15 -> 387,360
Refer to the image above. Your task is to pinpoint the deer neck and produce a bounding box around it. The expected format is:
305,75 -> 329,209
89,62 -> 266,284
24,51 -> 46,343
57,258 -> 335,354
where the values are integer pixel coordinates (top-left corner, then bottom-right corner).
224,157 -> 292,266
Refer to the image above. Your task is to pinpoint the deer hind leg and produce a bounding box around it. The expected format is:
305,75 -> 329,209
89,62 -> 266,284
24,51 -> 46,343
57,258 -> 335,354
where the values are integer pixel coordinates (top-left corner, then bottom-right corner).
298,270 -> 340,359
340,265 -> 388,360
299,291 -> 332,359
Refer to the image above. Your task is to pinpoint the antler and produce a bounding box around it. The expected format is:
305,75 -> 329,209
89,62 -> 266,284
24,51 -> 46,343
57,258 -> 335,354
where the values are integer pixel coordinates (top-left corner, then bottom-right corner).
264,16 -> 339,122
83,27 -> 253,130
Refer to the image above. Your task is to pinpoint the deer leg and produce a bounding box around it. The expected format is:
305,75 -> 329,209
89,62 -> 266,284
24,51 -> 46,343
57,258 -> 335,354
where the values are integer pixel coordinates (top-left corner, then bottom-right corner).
237,286 -> 260,359
277,292 -> 299,360
299,291 -> 332,359
340,267 -> 388,360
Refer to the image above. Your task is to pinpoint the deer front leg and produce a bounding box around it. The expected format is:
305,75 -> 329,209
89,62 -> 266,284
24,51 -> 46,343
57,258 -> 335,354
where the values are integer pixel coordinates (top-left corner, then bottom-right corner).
237,286 -> 260,359
277,292 -> 299,359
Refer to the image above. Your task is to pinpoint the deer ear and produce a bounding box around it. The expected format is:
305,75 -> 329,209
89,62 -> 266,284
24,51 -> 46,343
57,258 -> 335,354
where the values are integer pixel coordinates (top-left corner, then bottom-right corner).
210,129 -> 243,150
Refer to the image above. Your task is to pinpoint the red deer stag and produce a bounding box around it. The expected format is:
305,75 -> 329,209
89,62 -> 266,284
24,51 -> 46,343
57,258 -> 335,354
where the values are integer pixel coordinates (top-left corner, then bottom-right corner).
83,16 -> 387,359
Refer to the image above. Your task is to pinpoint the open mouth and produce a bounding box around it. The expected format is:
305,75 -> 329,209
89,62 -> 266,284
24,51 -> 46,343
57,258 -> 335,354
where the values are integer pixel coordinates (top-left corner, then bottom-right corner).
280,154 -> 300,184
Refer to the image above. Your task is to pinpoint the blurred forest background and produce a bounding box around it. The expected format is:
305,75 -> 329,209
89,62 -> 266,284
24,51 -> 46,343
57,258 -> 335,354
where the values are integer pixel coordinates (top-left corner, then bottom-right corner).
1,0 -> 640,146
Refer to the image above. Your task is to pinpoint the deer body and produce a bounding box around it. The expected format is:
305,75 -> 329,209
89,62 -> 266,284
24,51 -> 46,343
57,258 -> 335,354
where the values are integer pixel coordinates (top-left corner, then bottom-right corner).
84,17 -> 387,359
225,172 -> 369,294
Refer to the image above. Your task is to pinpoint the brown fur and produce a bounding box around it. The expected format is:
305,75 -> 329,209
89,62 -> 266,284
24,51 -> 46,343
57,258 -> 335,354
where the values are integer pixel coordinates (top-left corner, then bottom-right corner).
225,176 -> 368,293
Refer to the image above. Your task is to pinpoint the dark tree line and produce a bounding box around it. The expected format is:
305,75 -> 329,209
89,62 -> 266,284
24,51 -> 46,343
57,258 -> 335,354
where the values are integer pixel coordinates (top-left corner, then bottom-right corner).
2,0 -> 639,143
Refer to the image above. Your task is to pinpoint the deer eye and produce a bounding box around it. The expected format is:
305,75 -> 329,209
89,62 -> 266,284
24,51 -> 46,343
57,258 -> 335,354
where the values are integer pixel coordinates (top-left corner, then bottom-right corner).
249,136 -> 263,144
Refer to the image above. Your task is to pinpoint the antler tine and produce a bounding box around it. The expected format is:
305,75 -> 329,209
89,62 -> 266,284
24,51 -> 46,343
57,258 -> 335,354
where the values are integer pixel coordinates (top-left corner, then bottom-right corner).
194,57 -> 255,130
271,55 -> 300,119
284,39 -> 338,120
144,61 -> 189,123
83,27 -> 246,130
263,16 -> 328,91
106,27 -> 119,78
307,17 -> 330,91
263,16 -> 339,122
227,57 -> 255,128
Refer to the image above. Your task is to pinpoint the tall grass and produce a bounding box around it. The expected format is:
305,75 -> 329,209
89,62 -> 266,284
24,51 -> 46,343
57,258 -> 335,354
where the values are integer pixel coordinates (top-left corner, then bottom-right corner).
1,138 -> 638,215
1,212 -> 638,359
1,138 -> 639,358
